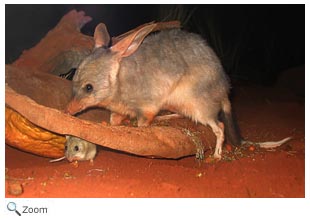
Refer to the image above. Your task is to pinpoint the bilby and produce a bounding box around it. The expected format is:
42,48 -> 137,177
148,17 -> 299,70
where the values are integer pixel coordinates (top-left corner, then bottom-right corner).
65,22 -> 291,159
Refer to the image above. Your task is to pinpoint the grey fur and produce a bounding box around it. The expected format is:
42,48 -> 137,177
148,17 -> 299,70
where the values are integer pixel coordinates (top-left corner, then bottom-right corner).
65,136 -> 97,162
68,24 -> 242,159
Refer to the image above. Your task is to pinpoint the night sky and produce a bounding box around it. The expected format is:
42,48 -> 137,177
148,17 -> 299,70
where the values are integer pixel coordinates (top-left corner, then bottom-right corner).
5,4 -> 305,85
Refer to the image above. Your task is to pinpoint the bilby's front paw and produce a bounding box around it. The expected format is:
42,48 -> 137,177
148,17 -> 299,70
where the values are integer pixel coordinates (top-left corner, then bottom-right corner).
110,112 -> 127,126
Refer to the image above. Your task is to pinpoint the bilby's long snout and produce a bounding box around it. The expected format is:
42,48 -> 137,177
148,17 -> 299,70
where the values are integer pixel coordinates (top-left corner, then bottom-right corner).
64,98 -> 85,115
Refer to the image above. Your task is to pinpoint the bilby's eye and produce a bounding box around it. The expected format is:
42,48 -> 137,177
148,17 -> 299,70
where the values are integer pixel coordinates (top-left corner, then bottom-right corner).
74,146 -> 79,151
65,145 -> 68,151
85,84 -> 93,93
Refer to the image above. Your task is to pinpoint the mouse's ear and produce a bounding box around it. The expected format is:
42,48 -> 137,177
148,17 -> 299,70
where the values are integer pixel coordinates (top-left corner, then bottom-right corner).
111,23 -> 156,58
94,23 -> 111,48
65,135 -> 71,141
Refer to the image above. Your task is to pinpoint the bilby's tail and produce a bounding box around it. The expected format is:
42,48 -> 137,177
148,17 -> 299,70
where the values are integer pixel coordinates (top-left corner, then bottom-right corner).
242,137 -> 292,148
220,98 -> 242,146
220,98 -> 292,149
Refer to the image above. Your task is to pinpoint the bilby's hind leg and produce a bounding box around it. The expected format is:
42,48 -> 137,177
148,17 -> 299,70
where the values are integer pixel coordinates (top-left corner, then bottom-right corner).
207,120 -> 225,159
177,98 -> 225,159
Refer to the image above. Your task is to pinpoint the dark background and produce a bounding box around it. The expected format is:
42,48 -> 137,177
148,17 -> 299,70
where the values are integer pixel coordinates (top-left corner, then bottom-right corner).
5,4 -> 305,85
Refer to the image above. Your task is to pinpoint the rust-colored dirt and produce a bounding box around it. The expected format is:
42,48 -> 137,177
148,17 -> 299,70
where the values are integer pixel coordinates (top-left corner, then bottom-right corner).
5,83 -> 305,198
5,10 -> 304,198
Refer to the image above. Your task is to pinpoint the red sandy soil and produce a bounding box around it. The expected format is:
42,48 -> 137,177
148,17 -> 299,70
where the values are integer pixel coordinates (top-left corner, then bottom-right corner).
5,82 -> 305,198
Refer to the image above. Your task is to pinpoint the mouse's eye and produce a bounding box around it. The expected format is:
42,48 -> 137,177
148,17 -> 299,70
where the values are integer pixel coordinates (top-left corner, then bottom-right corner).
64,145 -> 68,151
74,146 -> 79,151
85,84 -> 93,93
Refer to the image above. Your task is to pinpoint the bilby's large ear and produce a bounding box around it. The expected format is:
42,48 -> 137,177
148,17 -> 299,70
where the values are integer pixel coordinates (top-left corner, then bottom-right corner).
110,23 -> 156,58
94,23 -> 110,48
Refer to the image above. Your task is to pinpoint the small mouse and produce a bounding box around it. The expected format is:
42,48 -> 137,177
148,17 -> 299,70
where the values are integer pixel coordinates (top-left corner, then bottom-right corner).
64,136 -> 97,162
50,136 -> 97,163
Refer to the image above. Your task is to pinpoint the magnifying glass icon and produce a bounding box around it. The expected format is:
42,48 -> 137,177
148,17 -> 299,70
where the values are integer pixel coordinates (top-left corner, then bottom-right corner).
7,202 -> 21,216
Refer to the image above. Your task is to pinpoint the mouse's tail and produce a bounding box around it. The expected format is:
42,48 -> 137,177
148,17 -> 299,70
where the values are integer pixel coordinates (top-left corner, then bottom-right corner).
220,97 -> 242,146
49,156 -> 66,163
